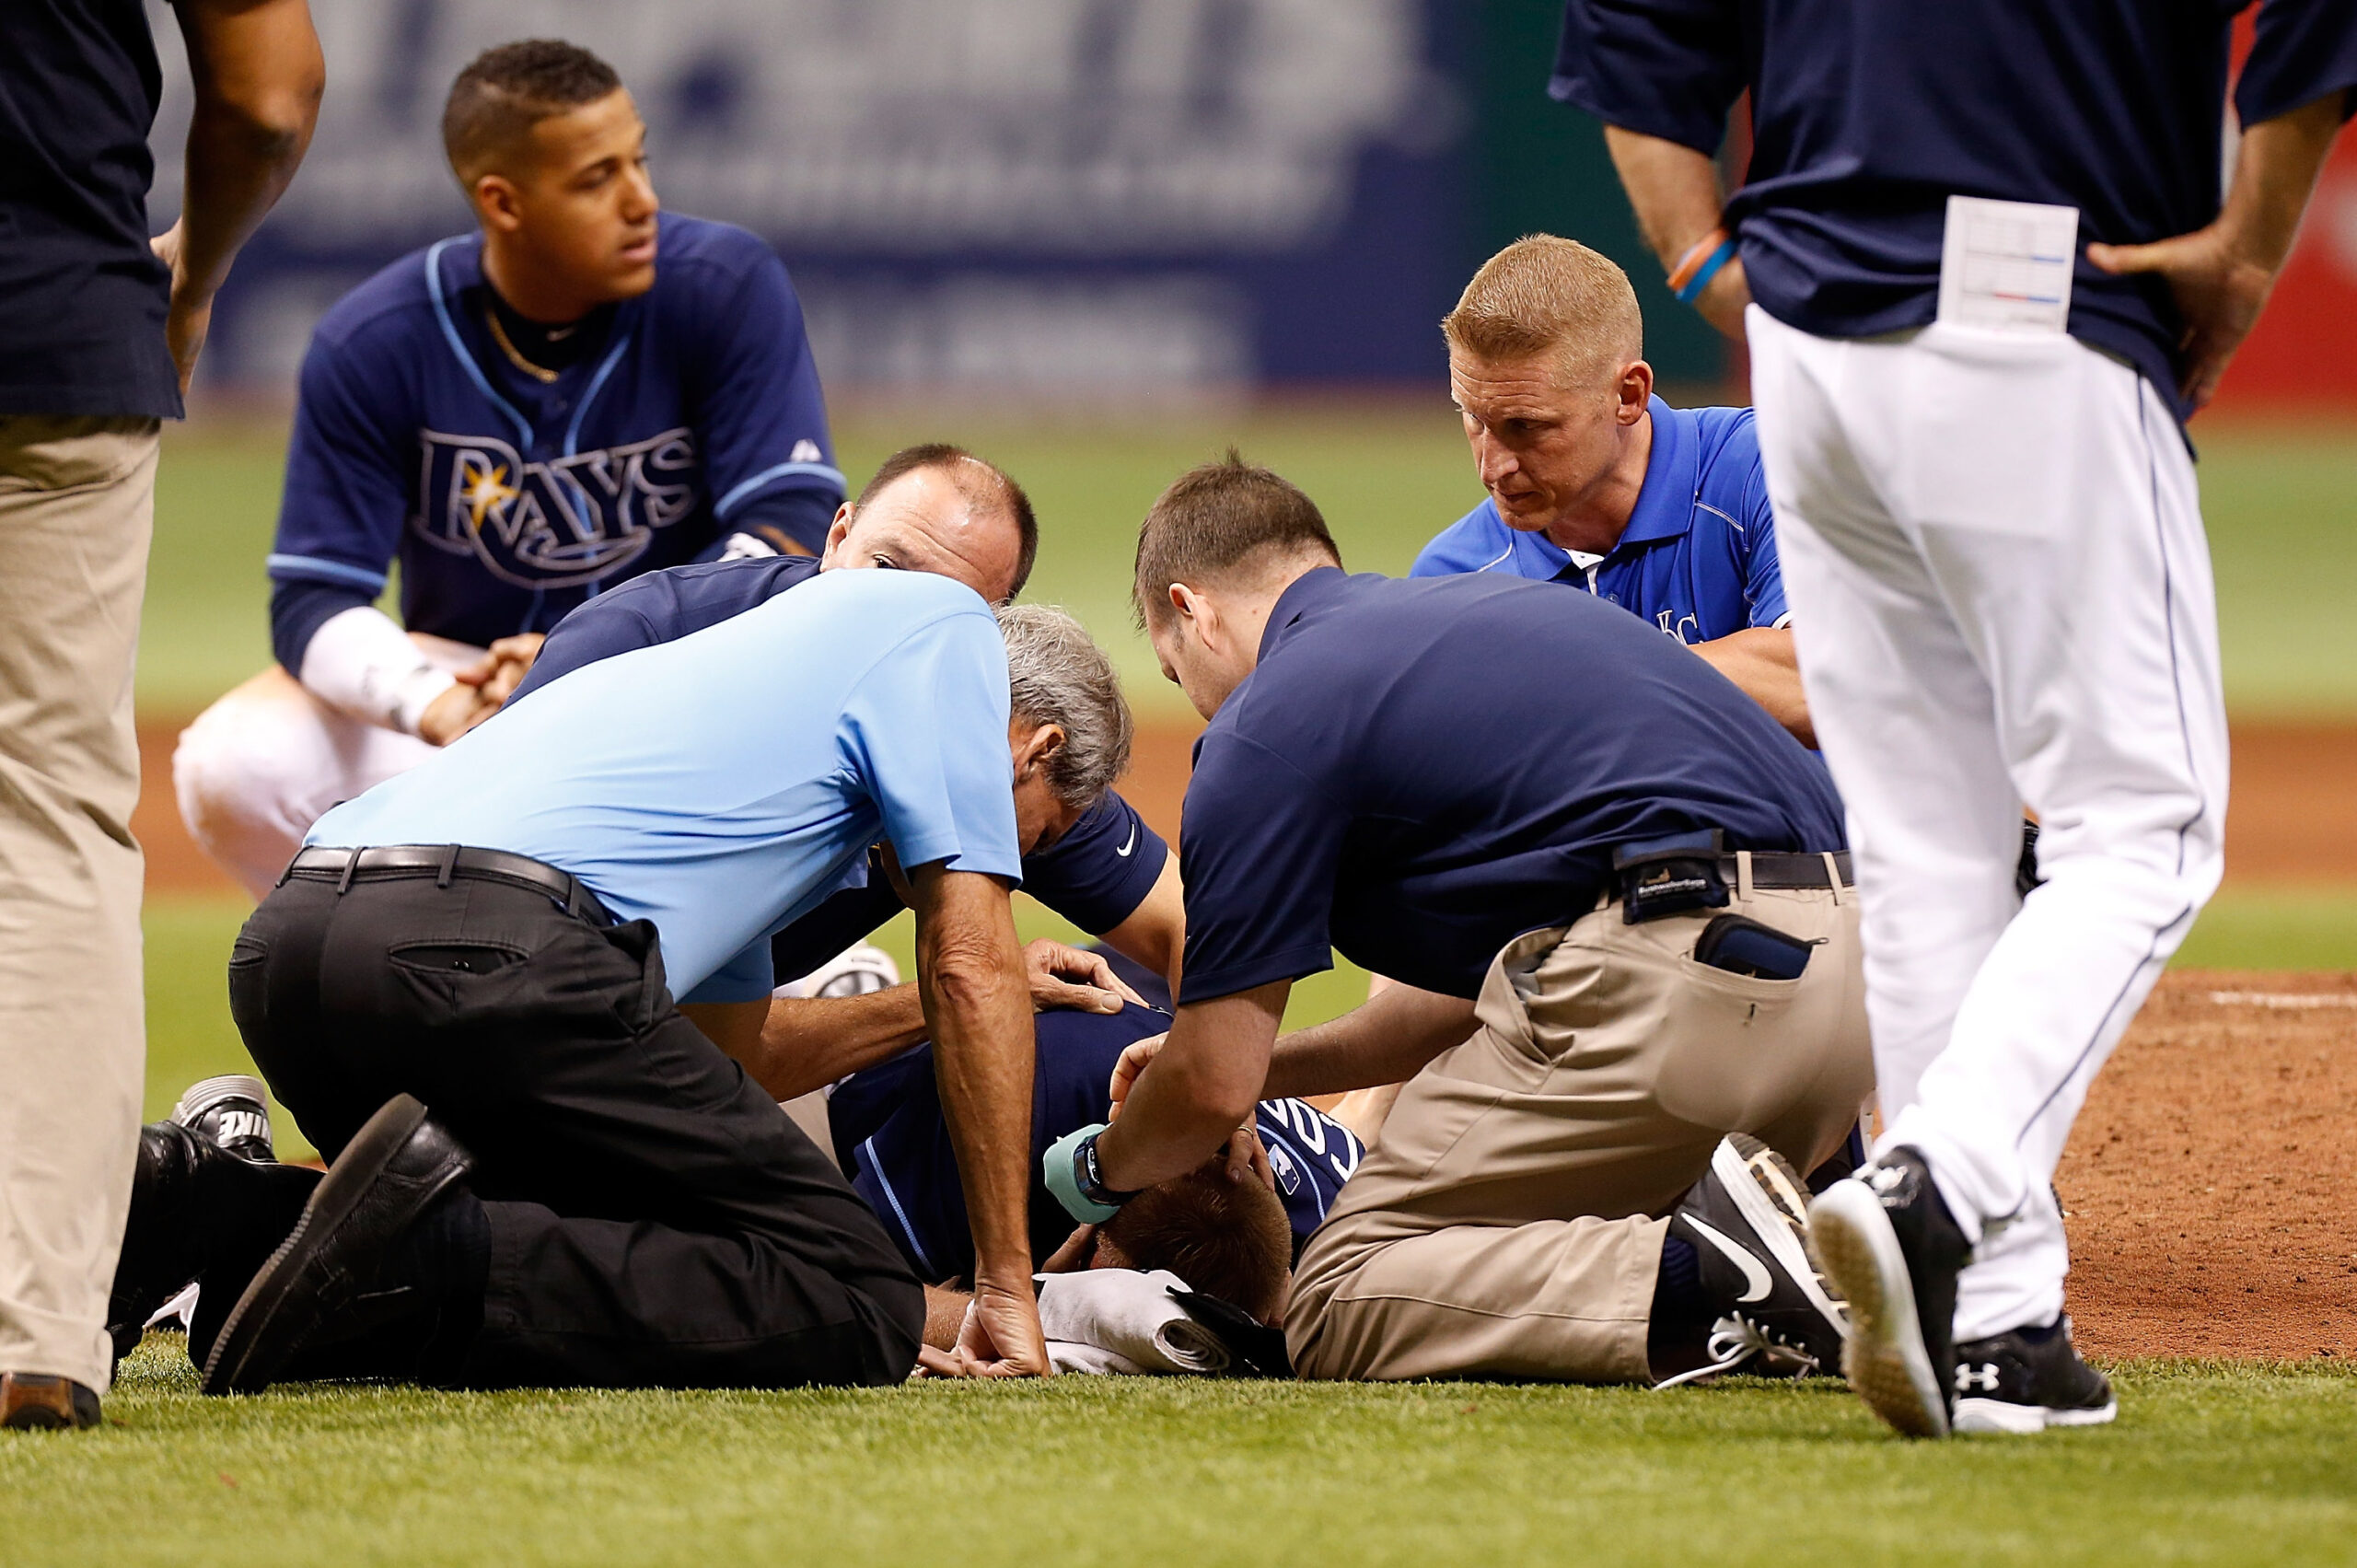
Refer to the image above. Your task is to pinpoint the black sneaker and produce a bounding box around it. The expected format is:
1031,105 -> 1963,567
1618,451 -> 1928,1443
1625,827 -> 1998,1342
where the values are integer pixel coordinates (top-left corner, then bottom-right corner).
1953,1316 -> 2117,1434
1807,1145 -> 1971,1438
172,1074 -> 277,1164
106,1120 -> 318,1364
1656,1134 -> 1849,1386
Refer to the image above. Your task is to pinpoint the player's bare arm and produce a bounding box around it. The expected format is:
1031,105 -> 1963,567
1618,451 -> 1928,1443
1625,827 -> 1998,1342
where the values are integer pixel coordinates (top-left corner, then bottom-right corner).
908,861 -> 1051,1377
1601,125 -> 1751,340
1690,626 -> 1812,747
2089,92 -> 2348,412
157,0 -> 324,392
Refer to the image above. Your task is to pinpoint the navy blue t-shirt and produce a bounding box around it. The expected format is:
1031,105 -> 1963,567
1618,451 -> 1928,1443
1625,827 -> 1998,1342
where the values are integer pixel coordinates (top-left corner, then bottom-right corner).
1178,569 -> 1846,1003
509,553 -> 1170,972
266,212 -> 843,668
829,1000 -> 1364,1282
1552,0 -> 2357,414
0,0 -> 179,418
1411,398 -> 1787,641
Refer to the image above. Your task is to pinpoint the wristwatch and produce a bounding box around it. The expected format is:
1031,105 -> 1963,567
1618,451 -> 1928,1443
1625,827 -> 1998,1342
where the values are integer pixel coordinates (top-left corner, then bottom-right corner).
1043,1122 -> 1141,1225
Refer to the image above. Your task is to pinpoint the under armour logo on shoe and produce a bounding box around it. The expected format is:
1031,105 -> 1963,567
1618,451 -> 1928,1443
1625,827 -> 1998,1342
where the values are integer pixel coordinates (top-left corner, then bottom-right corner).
1956,1362 -> 2001,1393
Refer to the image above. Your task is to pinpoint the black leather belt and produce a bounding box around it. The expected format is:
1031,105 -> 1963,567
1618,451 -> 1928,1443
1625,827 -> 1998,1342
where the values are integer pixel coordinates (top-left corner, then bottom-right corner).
282,845 -> 614,925
1726,850 -> 1852,889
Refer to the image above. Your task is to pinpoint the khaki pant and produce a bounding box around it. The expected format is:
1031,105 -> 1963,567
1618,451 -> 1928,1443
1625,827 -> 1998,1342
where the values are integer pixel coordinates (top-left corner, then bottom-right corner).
1287,873 -> 1872,1384
0,414 -> 158,1394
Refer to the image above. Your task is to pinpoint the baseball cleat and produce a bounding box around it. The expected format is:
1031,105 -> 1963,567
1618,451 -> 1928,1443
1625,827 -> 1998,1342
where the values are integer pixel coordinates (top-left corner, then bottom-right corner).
172,1074 -> 277,1164
1807,1146 -> 1969,1438
1952,1316 -> 2117,1434
1656,1134 -> 1849,1386
203,1095 -> 472,1397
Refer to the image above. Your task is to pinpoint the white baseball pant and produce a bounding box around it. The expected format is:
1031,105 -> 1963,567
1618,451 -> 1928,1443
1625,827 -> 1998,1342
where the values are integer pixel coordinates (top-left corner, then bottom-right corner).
1745,306 -> 2228,1341
173,634 -> 482,900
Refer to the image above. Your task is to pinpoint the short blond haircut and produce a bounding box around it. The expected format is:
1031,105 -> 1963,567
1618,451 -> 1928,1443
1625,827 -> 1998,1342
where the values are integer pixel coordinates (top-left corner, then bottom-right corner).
1441,235 -> 1643,385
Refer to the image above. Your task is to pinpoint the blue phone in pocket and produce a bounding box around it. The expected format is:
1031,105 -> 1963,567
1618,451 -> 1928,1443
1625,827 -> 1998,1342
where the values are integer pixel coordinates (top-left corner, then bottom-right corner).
1693,913 -> 1815,981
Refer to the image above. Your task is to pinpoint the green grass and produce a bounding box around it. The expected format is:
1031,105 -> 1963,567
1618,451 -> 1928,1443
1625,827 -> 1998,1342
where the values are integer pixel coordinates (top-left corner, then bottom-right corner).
146,413 -> 2357,720
2,1339 -> 2351,1568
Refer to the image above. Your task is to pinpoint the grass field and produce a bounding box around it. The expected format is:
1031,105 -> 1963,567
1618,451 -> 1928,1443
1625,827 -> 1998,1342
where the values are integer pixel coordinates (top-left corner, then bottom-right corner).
70,412 -> 2355,1563
140,411 -> 2357,719
4,1339 -> 2352,1568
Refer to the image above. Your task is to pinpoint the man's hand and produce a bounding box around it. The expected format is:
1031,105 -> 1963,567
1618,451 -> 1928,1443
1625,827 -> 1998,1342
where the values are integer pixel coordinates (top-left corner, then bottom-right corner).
417,633 -> 546,746
150,222 -> 215,397
1023,937 -> 1144,1016
914,1276 -> 1053,1378
459,633 -> 546,708
1223,1123 -> 1274,1191
2088,92 -> 2346,412
416,679 -> 496,747
1107,1031 -> 1167,1114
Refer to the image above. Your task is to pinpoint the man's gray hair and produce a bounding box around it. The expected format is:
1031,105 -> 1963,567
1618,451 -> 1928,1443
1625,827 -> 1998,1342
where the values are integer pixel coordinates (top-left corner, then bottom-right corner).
997,604 -> 1132,810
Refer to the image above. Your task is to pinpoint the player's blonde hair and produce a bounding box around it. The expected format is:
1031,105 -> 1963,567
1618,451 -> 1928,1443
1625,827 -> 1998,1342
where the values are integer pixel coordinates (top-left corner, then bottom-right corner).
1442,235 -> 1643,387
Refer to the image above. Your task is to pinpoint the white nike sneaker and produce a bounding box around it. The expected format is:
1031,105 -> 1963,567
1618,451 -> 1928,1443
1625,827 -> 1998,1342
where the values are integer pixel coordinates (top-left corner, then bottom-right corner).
1656,1134 -> 1849,1386
774,943 -> 901,1001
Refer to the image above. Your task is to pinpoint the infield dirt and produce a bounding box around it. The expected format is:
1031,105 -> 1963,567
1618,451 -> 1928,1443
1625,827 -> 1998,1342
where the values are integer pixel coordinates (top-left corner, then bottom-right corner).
128,715 -> 2357,1361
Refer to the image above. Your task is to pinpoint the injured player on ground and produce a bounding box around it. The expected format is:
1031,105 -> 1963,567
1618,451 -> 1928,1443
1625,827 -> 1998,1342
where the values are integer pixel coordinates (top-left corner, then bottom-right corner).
816,956 -> 1364,1375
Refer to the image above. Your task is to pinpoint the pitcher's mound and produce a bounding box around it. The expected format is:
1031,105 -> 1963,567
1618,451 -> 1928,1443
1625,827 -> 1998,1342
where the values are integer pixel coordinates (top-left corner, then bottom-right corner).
2061,970 -> 2357,1361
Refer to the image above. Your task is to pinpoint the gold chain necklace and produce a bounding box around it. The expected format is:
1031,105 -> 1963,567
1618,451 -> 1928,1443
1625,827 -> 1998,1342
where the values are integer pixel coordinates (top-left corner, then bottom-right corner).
484,306 -> 561,384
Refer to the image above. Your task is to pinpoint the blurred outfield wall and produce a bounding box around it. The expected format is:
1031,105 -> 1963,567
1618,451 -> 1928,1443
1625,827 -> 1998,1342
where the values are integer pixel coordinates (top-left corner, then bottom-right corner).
141,0 -> 1738,402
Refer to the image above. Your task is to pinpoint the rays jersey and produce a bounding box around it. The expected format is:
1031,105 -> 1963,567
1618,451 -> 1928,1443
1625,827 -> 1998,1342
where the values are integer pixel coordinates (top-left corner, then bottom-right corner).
266,212 -> 842,670
1411,397 -> 1786,644
829,1000 -> 1364,1283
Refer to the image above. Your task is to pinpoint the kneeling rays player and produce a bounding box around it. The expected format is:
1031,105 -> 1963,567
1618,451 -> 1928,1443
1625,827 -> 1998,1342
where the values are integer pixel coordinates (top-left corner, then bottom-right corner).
175,40 -> 855,896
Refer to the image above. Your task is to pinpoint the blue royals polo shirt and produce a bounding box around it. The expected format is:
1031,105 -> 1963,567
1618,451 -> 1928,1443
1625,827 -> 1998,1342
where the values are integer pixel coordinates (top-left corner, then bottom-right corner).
1178,569 -> 1846,1003
1411,397 -> 1787,644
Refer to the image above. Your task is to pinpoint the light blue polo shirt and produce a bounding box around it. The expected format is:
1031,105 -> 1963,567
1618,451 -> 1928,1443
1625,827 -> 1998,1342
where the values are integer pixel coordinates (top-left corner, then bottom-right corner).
308,569 -> 1024,1004
1411,397 -> 1788,642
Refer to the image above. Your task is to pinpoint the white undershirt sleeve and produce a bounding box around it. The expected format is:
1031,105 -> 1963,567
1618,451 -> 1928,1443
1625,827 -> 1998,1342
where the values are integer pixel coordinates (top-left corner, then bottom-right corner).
296,605 -> 460,738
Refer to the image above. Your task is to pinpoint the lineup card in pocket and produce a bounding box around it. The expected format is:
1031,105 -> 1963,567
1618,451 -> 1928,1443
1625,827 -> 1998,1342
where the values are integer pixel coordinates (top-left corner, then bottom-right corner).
1936,195 -> 2079,334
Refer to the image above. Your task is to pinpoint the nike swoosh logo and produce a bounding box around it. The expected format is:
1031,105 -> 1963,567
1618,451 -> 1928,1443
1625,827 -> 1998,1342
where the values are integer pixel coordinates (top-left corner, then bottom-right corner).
1684,1216 -> 1773,1304
1115,824 -> 1138,857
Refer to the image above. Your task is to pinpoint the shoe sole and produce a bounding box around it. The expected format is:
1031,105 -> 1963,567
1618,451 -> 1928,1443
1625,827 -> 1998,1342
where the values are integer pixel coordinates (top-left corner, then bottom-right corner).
1954,1394 -> 2119,1434
1714,1137 -> 1848,1340
1808,1180 -> 1951,1438
202,1095 -> 432,1397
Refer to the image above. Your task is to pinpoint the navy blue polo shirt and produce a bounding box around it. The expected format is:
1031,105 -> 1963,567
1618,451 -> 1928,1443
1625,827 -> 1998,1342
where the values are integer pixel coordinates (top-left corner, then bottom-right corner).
0,0 -> 180,418
1411,397 -> 1786,641
1552,0 -> 2357,415
1178,569 -> 1846,1003
266,212 -> 842,668
828,1000 -> 1364,1280
510,553 -> 1169,974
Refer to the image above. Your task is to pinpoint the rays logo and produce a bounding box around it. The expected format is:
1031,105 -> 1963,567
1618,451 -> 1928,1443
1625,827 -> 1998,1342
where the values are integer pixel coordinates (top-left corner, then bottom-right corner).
413,427 -> 698,588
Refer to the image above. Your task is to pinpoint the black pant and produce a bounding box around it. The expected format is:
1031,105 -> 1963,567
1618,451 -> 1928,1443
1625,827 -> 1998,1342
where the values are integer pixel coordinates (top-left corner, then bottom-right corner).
228,869 -> 923,1390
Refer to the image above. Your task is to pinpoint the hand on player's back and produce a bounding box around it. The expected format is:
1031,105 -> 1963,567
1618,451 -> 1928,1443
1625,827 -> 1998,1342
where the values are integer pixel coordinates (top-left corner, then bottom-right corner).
1023,937 -> 1144,1016
1107,1031 -> 1166,1114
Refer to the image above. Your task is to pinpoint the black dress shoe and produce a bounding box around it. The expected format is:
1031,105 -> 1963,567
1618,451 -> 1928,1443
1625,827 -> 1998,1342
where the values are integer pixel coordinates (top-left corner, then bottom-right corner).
203,1096 -> 474,1397
0,1374 -> 100,1431
107,1121 -> 318,1364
